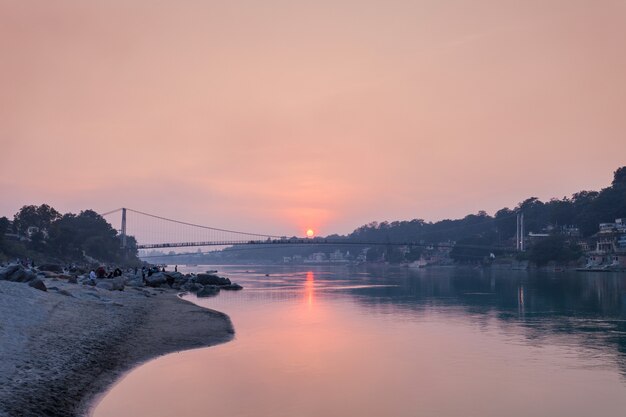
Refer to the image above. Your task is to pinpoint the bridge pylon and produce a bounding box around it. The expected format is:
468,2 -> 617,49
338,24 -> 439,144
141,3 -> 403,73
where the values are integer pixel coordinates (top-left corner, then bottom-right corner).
121,208 -> 127,248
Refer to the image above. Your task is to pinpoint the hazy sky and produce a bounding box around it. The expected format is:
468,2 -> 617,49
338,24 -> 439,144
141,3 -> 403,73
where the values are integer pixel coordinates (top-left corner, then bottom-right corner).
1,0 -> 625,237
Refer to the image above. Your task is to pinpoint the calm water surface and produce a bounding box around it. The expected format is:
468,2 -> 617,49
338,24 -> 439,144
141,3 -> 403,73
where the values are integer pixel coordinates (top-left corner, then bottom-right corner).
93,266 -> 626,417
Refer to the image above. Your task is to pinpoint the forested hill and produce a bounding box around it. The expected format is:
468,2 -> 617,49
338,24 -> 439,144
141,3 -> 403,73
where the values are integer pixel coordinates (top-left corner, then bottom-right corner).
0,207 -> 139,265
342,166 -> 626,245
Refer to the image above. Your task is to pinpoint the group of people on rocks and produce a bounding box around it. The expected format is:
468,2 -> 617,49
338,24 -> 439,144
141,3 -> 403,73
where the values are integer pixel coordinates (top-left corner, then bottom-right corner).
90,266 -> 124,279
3,259 -> 181,286
11,258 -> 35,268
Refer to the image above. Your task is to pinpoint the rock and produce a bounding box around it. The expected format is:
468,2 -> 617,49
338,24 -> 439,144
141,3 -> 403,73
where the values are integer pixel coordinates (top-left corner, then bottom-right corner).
196,273 -> 231,286
68,276 -> 78,284
197,285 -> 220,298
96,277 -> 125,291
163,274 -> 176,287
96,281 -> 114,291
38,264 -> 64,273
28,278 -> 47,292
0,265 -> 20,280
221,283 -> 243,291
165,271 -> 185,281
5,266 -> 37,283
145,272 -> 167,287
111,277 -> 125,290
69,266 -> 87,274
166,272 -> 188,285
126,279 -> 144,287
181,282 -> 201,292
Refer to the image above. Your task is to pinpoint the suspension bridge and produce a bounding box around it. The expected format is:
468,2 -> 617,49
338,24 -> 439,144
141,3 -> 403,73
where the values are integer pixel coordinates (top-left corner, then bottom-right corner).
100,208 -> 519,254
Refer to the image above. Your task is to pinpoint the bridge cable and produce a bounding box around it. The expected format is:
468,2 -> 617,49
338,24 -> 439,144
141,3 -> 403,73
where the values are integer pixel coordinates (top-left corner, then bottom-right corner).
125,208 -> 285,239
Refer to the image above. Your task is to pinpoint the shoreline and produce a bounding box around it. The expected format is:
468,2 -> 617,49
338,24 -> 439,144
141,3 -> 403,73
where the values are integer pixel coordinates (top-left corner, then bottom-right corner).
0,279 -> 234,417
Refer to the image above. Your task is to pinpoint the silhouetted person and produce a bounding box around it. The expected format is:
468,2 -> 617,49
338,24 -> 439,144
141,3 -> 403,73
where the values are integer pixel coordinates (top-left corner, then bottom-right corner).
96,266 -> 106,279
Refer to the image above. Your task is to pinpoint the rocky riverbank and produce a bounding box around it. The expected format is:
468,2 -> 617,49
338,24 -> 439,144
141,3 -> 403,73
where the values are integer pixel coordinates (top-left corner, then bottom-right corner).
0,265 -> 235,417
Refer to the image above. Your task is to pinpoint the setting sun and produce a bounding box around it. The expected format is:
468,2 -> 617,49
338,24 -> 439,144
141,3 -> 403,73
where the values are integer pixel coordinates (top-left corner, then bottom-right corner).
306,229 -> 314,238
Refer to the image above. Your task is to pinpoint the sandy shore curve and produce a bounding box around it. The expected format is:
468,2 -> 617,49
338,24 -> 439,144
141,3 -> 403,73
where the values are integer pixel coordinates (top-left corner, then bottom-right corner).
0,279 -> 234,417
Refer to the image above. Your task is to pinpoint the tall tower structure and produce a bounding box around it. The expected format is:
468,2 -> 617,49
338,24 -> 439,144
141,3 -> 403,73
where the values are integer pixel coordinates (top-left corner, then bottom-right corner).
519,213 -> 526,252
121,208 -> 127,249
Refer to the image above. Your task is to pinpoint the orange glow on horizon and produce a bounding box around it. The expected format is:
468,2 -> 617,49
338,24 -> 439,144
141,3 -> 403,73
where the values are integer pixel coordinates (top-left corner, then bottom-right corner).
306,229 -> 315,238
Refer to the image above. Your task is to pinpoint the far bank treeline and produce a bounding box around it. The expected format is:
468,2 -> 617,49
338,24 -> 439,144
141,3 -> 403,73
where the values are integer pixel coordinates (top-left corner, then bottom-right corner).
187,166 -> 626,265
0,207 -> 140,265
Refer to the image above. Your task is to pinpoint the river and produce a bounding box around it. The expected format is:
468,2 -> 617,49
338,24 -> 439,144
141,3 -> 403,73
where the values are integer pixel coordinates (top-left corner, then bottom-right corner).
92,265 -> 626,417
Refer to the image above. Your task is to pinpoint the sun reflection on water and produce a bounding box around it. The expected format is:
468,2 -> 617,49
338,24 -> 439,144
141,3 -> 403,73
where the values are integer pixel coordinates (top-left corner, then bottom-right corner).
305,271 -> 315,308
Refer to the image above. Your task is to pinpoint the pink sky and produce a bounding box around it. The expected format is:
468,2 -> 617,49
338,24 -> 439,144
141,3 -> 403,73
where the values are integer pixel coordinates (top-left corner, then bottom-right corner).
1,0 -> 625,237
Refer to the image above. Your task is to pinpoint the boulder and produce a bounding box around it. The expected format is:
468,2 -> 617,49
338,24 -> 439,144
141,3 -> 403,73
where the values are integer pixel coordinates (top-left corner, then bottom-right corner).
196,273 -> 231,286
0,265 -> 20,280
68,276 -> 78,284
5,266 -> 37,283
96,277 -> 125,291
111,277 -> 125,290
145,272 -> 167,287
181,282 -> 201,292
197,285 -> 220,298
165,271 -> 185,281
126,279 -> 144,287
28,278 -> 47,292
96,281 -> 114,291
68,266 -> 87,274
38,264 -> 64,273
43,271 -> 74,279
221,283 -> 243,291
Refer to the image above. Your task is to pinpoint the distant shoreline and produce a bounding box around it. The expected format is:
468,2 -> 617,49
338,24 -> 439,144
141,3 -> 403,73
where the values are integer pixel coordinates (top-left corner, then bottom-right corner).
0,280 -> 234,417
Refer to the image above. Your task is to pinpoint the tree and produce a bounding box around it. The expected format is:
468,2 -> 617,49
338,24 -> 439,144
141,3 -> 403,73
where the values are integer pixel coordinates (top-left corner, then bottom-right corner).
47,210 -> 137,263
405,246 -> 424,261
494,208 -> 516,240
526,236 -> 582,266
450,236 -> 497,264
0,216 -> 9,246
366,246 -> 384,262
13,204 -> 61,236
612,166 -> 626,187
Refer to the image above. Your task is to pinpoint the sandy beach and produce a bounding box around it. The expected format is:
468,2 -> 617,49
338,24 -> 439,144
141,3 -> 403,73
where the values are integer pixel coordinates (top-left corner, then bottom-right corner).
0,278 -> 234,417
